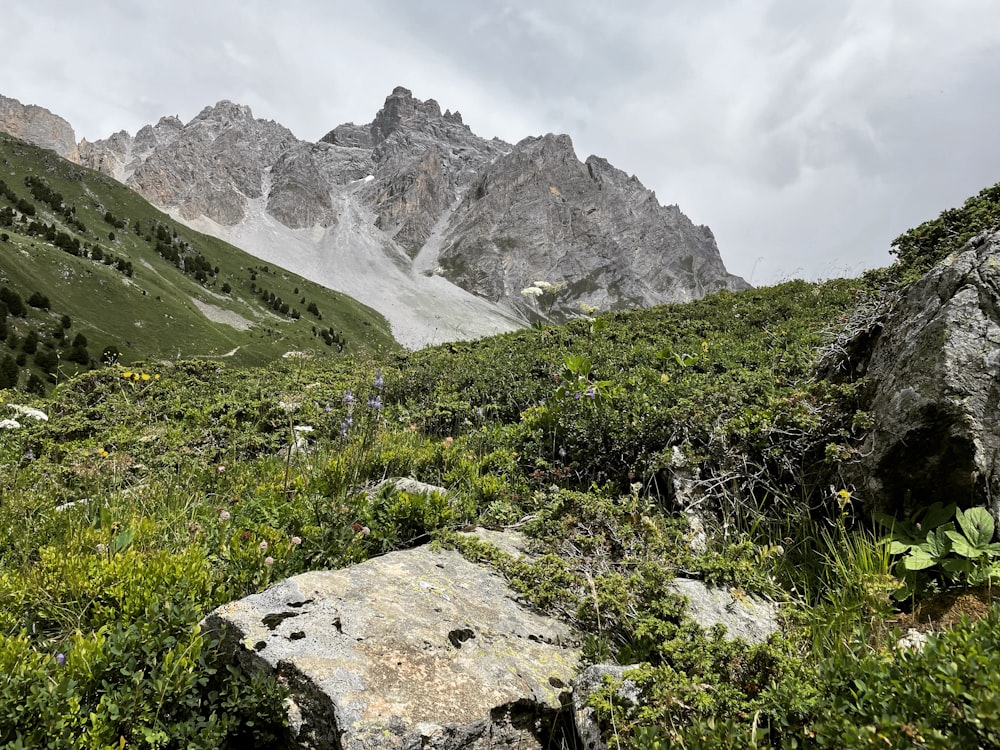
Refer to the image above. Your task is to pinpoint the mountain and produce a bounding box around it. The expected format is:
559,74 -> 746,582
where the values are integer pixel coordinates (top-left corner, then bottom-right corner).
0,94 -> 78,162
0,132 -> 394,392
76,87 -> 749,346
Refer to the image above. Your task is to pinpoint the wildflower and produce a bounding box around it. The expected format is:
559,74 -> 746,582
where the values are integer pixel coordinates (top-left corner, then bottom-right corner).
339,421 -> 350,437
98,449 -> 109,458
264,556 -> 274,566
132,373 -> 140,382
259,540 -> 269,552
122,371 -> 132,379
217,465 -> 226,473
141,373 -> 151,381
373,370 -> 384,390
154,374 -> 160,380
290,536 -> 302,545
558,447 -> 567,460
586,388 -> 596,399
343,388 -> 355,405
368,394 -> 382,411
24,449 -> 33,461
187,522 -> 202,536
836,489 -> 852,509
218,509 -> 231,522
55,653 -> 66,667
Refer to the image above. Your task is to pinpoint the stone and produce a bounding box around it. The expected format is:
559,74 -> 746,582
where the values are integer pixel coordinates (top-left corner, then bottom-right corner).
668,577 -> 779,645
438,135 -> 749,318
203,540 -> 581,750
0,94 -> 78,161
852,231 -> 1000,523
571,665 -> 641,750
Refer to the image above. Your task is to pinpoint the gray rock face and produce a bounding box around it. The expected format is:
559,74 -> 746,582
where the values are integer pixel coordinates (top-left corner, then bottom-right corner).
0,94 -> 78,161
853,232 -> 1000,523
439,134 -> 748,316
203,542 -> 581,750
77,85 -> 748,342
667,578 -> 778,645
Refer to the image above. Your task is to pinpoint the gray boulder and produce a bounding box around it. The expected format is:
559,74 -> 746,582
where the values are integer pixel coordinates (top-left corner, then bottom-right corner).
668,577 -> 779,645
203,541 -> 581,749
856,232 -> 1000,523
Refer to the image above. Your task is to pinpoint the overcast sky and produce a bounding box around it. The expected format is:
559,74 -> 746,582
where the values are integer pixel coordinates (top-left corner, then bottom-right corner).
3,0 -> 999,284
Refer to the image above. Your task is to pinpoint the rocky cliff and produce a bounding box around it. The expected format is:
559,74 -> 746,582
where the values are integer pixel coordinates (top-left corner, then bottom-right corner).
0,94 -> 78,162
8,87 -> 748,346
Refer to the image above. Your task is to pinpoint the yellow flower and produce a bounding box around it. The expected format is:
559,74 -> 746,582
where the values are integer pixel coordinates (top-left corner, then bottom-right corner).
133,374 -> 140,381
154,374 -> 160,380
836,489 -> 852,508
141,373 -> 151,381
122,371 -> 132,379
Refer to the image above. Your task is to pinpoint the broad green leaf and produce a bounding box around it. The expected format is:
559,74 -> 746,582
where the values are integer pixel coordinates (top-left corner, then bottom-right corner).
941,557 -> 975,577
889,540 -> 915,555
903,548 -> 937,570
917,502 -> 956,531
925,526 -> 953,558
956,506 -> 995,548
945,529 -> 983,558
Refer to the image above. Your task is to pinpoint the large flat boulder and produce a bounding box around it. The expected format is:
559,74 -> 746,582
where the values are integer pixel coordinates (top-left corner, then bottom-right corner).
858,232 -> 1000,522
203,541 -> 581,749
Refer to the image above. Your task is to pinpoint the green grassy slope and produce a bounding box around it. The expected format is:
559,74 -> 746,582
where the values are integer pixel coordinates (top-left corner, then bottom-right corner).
0,133 -> 396,391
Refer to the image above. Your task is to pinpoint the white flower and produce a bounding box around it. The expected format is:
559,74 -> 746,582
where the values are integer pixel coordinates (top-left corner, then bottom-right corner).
9,405 -> 47,421
520,286 -> 543,297
0,419 -> 21,429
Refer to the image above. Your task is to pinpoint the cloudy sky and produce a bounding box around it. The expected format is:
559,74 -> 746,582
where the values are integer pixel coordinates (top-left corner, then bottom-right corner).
3,0 -> 999,284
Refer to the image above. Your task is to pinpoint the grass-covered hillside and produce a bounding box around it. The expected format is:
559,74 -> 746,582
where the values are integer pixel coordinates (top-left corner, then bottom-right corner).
3,179 -> 1000,748
0,134 -> 395,393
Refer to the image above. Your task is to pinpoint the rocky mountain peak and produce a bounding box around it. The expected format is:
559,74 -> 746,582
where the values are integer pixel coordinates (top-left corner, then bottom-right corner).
368,85 -> 474,147
0,94 -> 78,162
66,85 -> 747,347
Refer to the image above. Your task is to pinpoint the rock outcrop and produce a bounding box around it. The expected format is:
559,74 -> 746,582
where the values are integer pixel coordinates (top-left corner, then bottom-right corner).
848,231 -> 1000,523
203,539 -> 581,750
0,94 -> 78,161
73,85 -> 747,345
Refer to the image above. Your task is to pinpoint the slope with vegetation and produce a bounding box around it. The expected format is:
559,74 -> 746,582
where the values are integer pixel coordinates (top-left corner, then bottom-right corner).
2,178 -> 1000,748
0,133 -> 395,395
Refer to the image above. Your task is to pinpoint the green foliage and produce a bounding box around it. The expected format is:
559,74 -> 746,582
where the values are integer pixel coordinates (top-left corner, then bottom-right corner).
879,503 -> 1000,600
806,606 -> 1000,748
890,181 -> 1000,279
0,133 -> 395,390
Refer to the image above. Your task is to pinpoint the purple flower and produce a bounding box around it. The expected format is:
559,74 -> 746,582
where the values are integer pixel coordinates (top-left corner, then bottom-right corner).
55,653 -> 66,667
343,388 -> 355,405
339,421 -> 350,437
373,370 -> 384,390
368,394 -> 382,411
586,388 -> 596,399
